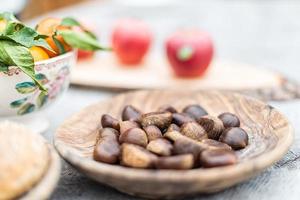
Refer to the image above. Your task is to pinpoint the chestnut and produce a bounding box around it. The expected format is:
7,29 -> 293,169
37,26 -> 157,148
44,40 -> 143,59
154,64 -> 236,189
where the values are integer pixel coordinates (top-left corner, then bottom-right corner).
140,111 -> 172,130
94,104 -> 246,170
155,154 -> 194,169
101,114 -> 120,131
173,138 -> 205,159
167,123 -> 180,133
122,105 -> 141,122
146,138 -> 173,156
119,128 -> 148,147
98,127 -> 120,138
172,113 -> 195,127
198,115 -> 224,140
164,130 -> 186,142
181,122 -> 207,141
143,125 -> 163,141
219,127 -> 248,150
200,139 -> 232,150
158,105 -> 178,113
218,112 -> 240,128
182,104 -> 208,120
121,143 -> 157,168
93,128 -> 120,164
199,149 -> 237,168
119,120 -> 140,135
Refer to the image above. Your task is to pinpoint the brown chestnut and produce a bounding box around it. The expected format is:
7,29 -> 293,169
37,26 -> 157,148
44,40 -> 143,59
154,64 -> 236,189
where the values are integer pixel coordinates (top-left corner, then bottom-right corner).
121,143 -> 157,168
155,154 -> 194,169
172,113 -> 195,127
122,105 -> 141,122
98,127 -> 120,138
219,127 -> 248,150
173,138 -> 205,159
182,105 -> 208,120
181,122 -> 207,141
143,125 -> 162,141
200,139 -> 232,150
93,128 -> 120,164
167,123 -> 180,132
158,105 -> 178,113
199,149 -> 237,168
119,128 -> 148,147
140,111 -> 172,130
146,138 -> 173,156
198,115 -> 224,140
101,114 -> 120,131
218,112 -> 240,128
164,130 -> 186,142
119,120 -> 140,135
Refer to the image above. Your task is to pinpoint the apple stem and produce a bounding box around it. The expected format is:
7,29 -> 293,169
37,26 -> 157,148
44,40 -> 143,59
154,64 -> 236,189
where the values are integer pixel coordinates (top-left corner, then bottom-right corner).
177,45 -> 194,61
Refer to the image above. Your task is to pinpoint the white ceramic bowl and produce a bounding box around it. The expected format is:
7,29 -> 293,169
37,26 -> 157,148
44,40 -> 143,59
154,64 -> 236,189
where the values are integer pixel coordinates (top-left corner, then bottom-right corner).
0,51 -> 76,132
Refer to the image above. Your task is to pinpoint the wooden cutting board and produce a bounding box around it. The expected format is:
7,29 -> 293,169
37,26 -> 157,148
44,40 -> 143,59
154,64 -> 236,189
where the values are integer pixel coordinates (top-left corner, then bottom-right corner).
71,54 -> 300,101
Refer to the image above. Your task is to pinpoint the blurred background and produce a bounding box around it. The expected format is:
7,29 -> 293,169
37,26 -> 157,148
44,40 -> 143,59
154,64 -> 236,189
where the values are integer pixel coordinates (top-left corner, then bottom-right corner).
2,0 -> 299,80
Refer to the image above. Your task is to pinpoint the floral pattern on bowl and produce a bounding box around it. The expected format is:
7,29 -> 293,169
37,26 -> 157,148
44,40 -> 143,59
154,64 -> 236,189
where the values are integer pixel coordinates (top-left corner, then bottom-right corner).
10,66 -> 70,115
0,51 -> 76,117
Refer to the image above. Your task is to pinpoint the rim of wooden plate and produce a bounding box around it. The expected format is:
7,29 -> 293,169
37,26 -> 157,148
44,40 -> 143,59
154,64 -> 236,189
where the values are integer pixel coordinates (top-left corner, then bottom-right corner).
54,90 -> 293,197
21,144 -> 61,200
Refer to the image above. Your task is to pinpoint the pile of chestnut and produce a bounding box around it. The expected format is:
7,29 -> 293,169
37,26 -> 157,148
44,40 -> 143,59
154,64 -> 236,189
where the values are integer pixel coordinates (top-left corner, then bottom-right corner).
93,104 -> 249,169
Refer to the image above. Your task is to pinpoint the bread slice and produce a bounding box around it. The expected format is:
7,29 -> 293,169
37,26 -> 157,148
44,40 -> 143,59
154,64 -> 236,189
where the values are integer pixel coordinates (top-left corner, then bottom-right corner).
0,121 -> 49,200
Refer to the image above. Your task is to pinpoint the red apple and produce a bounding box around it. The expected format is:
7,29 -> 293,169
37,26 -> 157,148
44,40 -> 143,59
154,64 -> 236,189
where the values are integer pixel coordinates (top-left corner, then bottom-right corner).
112,19 -> 152,65
165,30 -> 214,77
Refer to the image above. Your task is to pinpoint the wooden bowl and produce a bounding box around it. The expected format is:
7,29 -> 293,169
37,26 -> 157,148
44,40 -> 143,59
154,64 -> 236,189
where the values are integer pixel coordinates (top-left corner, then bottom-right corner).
21,144 -> 61,200
54,90 -> 293,199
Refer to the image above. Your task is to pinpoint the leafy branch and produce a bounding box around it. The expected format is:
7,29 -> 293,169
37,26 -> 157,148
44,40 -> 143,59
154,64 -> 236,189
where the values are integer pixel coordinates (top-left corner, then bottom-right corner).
0,13 -> 49,92
0,40 -> 46,91
0,13 -> 111,93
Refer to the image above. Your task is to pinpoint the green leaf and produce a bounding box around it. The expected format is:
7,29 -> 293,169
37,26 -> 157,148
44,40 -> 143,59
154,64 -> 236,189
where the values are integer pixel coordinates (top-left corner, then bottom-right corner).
58,29 -> 111,51
3,21 -> 53,52
0,61 -> 8,72
0,40 -> 47,92
177,46 -> 194,61
61,17 -> 81,27
35,34 -> 48,40
17,103 -> 35,115
52,36 -> 66,54
10,97 -> 27,108
15,82 -> 37,94
0,12 -> 18,22
37,92 -> 48,108
3,22 -> 29,35
31,38 -> 53,51
60,17 -> 97,40
84,30 -> 97,40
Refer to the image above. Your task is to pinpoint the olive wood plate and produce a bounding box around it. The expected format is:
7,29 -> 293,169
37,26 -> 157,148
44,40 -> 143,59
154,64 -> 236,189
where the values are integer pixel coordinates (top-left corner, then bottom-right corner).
21,144 -> 61,200
72,55 -> 300,101
54,90 -> 293,199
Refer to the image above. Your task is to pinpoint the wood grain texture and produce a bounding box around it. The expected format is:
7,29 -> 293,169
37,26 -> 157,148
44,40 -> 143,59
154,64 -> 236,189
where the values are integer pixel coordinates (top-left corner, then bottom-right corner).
21,144 -> 61,200
72,55 -> 300,101
54,90 -> 293,199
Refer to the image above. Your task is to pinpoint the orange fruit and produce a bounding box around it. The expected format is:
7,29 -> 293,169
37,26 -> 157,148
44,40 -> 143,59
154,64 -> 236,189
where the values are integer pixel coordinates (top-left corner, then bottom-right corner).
44,35 -> 72,57
36,17 -> 62,36
36,17 -> 73,57
29,46 -> 49,62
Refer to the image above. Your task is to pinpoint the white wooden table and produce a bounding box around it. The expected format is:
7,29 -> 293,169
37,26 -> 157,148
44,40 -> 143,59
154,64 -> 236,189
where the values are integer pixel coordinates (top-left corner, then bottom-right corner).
36,0 -> 300,199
